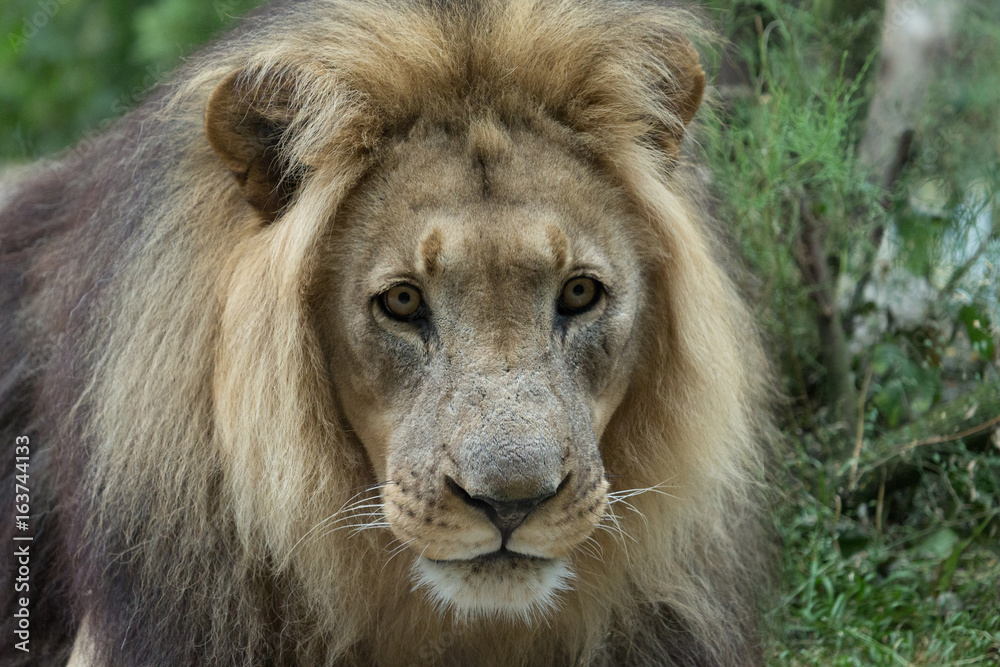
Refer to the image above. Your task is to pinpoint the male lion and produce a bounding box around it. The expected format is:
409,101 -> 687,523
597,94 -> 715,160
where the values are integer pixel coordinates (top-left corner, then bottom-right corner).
0,0 -> 772,665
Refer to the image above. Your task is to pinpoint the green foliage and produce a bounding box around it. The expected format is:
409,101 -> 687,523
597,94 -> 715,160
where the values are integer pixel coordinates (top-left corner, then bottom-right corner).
915,3 -> 1000,208
700,0 -> 886,418
959,305 -> 996,362
0,0 -> 264,159
771,436 -> 1000,665
869,342 -> 940,428
701,0 -> 999,663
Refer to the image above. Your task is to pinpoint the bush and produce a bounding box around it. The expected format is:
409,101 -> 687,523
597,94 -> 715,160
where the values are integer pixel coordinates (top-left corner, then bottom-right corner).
701,1 -> 1000,663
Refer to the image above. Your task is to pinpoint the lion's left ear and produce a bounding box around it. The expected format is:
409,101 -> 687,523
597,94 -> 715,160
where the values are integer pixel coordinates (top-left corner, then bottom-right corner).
649,35 -> 706,156
205,69 -> 304,222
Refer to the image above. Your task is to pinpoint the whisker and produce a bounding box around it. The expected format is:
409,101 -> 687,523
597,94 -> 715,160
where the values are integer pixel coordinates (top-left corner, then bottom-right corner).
313,518 -> 392,543
606,498 -> 648,525
600,508 -> 638,545
608,488 -> 679,502
596,507 -> 635,568
289,483 -> 393,557
339,500 -> 387,516
321,510 -> 386,522
338,479 -> 395,511
292,509 -> 379,553
594,522 -> 625,547
348,522 -> 391,535
606,478 -> 681,503
577,536 -> 603,562
381,538 -> 415,573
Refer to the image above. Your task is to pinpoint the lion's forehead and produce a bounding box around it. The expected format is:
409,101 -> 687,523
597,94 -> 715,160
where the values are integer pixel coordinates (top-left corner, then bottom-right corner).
339,123 -> 636,306
419,213 -> 583,291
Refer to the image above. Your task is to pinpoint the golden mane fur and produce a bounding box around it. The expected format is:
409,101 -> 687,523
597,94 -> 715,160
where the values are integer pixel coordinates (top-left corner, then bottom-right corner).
0,1 -> 772,665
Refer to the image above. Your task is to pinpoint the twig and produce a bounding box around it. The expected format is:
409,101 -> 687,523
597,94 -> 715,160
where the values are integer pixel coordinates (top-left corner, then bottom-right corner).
875,468 -> 885,541
781,309 -> 814,428
843,384 -> 1000,506
832,494 -> 842,554
942,193 -> 999,295
879,129 -> 915,207
798,193 -> 856,419
863,412 -> 1000,473
897,413 -> 1000,455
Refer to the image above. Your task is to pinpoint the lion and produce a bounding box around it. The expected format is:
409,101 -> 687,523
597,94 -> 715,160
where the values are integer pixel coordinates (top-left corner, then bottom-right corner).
0,0 -> 773,665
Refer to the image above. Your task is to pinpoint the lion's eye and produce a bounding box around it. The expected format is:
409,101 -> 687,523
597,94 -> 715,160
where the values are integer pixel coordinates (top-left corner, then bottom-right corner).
558,277 -> 601,315
381,284 -> 424,320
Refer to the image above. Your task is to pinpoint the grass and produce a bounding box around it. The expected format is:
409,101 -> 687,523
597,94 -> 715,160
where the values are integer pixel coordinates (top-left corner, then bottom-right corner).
769,445 -> 1000,665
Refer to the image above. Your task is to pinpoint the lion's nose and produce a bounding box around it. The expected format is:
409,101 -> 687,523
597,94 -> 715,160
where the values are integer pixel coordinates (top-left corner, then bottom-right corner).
446,476 -> 567,542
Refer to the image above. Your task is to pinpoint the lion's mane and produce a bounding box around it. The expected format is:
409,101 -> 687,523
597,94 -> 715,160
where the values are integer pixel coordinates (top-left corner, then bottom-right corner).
0,1 -> 773,665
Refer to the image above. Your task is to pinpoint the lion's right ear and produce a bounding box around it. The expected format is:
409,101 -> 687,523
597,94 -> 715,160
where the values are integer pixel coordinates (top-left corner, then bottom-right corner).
205,69 -> 303,222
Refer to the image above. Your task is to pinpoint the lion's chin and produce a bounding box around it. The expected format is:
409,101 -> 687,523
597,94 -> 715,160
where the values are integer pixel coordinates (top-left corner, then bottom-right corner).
411,551 -> 574,623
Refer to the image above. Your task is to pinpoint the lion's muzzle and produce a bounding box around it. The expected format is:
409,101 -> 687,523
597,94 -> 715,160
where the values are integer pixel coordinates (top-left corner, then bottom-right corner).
444,474 -> 567,543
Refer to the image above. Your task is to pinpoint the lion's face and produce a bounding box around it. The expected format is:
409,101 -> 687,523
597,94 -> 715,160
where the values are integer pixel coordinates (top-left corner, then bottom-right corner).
314,118 -> 644,618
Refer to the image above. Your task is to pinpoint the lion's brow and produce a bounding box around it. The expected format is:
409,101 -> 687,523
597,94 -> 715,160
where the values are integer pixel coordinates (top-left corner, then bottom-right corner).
420,227 -> 444,276
546,225 -> 570,271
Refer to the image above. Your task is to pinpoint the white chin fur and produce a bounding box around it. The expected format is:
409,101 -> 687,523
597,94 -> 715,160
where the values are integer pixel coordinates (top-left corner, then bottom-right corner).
412,555 -> 574,623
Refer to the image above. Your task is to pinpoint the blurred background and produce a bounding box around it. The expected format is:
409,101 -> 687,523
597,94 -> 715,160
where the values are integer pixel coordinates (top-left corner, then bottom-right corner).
2,0 -> 998,663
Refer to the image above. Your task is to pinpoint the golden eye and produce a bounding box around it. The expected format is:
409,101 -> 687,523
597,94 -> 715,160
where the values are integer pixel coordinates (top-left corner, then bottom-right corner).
559,277 -> 600,315
382,284 -> 423,320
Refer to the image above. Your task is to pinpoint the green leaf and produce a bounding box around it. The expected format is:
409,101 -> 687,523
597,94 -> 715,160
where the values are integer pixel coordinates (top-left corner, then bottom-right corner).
958,304 -> 996,361
935,513 -> 996,593
913,528 -> 960,561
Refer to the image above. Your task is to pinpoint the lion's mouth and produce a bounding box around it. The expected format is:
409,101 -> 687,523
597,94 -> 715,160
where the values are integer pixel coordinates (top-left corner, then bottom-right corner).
413,549 -> 573,621
429,546 -> 551,566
